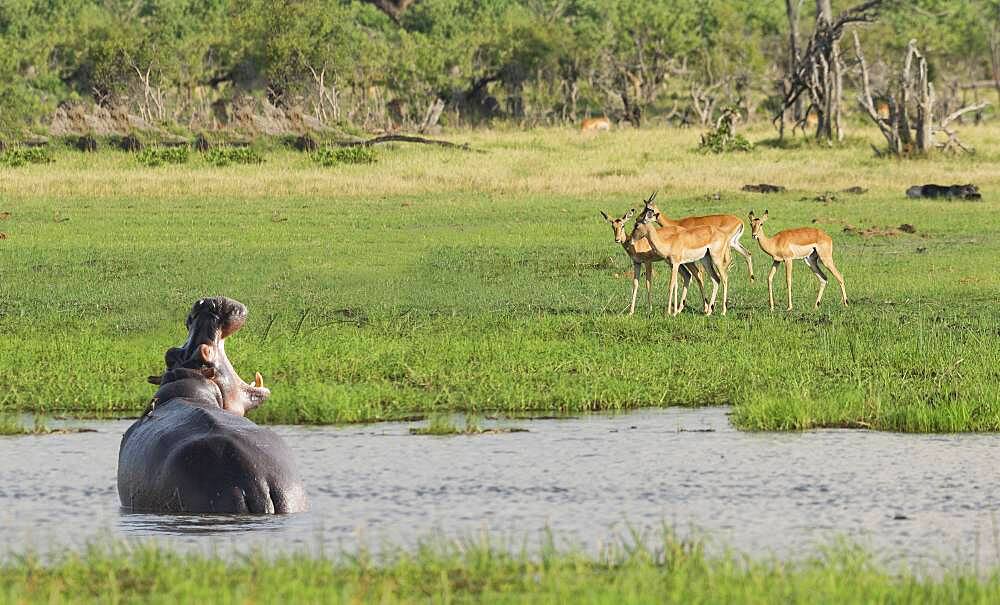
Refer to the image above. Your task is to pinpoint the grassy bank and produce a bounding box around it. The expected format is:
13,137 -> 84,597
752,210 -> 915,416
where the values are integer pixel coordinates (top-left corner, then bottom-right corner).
0,126 -> 997,430
3,536 -> 1000,603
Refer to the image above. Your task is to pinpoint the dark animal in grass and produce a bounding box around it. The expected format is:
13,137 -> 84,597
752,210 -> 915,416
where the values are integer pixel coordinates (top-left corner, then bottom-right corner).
293,134 -> 318,152
905,184 -> 981,200
742,183 -> 786,194
117,296 -> 306,514
193,133 -> 211,152
113,134 -> 143,152
72,134 -> 97,152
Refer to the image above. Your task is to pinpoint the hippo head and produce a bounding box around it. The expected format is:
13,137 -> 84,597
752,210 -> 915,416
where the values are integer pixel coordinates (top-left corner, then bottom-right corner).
155,296 -> 270,416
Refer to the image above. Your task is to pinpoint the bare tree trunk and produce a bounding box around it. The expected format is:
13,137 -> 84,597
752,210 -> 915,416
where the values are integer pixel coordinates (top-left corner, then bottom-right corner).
783,0 -> 804,136
990,20 -> 1000,107
815,0 -> 843,141
914,44 -> 934,154
419,97 -> 445,133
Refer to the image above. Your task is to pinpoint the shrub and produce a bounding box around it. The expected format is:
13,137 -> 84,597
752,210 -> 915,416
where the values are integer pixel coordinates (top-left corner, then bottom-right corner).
70,134 -> 98,152
136,146 -> 189,167
312,145 -> 377,166
205,146 -> 264,166
698,110 -> 753,154
0,147 -> 53,167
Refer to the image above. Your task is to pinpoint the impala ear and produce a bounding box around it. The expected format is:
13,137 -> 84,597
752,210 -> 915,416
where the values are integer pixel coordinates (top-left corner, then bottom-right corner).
762,210 -> 769,221
748,210 -> 755,219
624,208 -> 635,220
600,211 -> 610,222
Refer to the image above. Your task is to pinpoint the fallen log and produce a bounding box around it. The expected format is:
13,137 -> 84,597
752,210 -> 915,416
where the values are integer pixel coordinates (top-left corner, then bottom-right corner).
335,134 -> 482,153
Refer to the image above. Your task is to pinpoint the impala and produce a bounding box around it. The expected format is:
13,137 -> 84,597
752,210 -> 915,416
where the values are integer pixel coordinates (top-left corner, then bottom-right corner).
581,116 -> 611,132
630,203 -> 731,316
601,209 -> 706,315
644,191 -> 754,282
748,210 -> 848,311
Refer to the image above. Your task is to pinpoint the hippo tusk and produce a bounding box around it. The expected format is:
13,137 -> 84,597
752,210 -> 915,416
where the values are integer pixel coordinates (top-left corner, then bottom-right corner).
255,372 -> 264,388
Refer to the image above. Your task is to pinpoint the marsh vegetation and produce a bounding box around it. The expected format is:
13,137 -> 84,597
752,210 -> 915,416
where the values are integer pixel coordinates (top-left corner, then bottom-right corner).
5,535 -> 1000,604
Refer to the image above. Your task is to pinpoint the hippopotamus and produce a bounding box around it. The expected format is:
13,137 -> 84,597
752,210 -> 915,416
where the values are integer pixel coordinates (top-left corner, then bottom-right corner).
117,296 -> 307,514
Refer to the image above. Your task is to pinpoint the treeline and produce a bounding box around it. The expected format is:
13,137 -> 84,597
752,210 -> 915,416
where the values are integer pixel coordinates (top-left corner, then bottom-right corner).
0,0 -> 998,137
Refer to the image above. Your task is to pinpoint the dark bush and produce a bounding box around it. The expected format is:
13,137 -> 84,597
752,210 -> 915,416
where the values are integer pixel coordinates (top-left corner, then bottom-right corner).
71,134 -> 98,152
111,134 -> 143,152
193,133 -> 211,152
293,134 -> 318,152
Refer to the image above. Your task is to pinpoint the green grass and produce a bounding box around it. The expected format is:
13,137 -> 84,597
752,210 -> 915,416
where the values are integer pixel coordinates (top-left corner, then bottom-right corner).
408,414 -> 527,435
0,126 -> 997,430
3,535 -> 1000,603
0,415 -> 92,436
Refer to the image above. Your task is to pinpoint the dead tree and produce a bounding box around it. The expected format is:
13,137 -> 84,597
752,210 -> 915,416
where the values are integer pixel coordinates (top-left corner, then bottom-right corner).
306,65 -> 341,125
775,0 -> 883,141
779,0 -> 806,139
854,33 -> 990,156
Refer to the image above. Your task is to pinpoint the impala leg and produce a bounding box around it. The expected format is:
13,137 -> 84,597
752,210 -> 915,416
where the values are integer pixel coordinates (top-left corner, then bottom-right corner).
804,251 -> 828,309
731,235 -> 754,282
767,260 -> 779,311
678,264 -> 692,312
644,261 -> 654,312
784,259 -> 794,311
695,263 -> 707,312
817,249 -> 848,307
701,255 -> 720,316
668,262 -> 681,316
718,254 -> 729,316
628,261 -> 641,315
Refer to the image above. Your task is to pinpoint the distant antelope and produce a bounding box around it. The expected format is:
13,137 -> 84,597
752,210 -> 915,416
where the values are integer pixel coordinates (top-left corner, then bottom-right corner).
631,202 -> 731,316
581,116 -> 611,132
748,210 -> 847,311
601,209 -> 706,315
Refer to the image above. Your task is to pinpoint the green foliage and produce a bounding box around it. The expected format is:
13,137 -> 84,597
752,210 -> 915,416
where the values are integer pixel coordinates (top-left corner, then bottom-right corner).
136,146 -> 188,167
0,147 -> 52,167
0,0 -> 993,132
205,146 -> 264,167
312,146 -> 377,166
409,414 -> 465,435
0,415 -> 51,435
698,114 -> 753,154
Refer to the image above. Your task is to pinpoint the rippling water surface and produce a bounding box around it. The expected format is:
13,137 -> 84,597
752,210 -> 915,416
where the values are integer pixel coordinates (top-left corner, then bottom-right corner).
2,408 -> 999,567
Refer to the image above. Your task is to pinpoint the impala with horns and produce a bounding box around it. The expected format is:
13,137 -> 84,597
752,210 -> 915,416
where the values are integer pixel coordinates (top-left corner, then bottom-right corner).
630,201 -> 731,316
601,208 -> 706,315
643,190 -> 754,282
748,210 -> 848,311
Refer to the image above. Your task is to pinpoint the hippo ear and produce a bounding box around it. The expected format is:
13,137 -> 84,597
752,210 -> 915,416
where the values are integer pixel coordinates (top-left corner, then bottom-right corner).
199,343 -> 216,366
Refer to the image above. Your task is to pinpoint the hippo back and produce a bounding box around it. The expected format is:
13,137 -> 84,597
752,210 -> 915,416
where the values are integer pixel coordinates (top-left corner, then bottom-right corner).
117,399 -> 307,514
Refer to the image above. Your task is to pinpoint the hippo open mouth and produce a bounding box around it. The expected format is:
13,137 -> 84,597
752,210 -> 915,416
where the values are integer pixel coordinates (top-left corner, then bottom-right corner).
153,296 -> 270,416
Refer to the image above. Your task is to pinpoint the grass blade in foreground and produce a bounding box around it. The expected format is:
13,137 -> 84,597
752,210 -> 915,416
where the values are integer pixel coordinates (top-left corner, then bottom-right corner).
2,535 -> 999,604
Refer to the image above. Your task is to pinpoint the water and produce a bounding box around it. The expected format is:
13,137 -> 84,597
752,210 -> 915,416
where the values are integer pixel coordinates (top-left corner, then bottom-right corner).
2,407 -> 999,568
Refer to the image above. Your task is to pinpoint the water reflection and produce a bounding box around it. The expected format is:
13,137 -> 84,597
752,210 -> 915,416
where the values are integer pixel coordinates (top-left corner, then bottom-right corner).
118,510 -> 293,536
